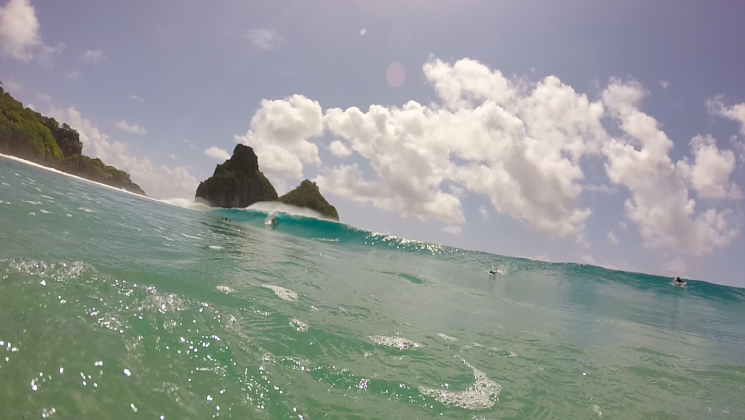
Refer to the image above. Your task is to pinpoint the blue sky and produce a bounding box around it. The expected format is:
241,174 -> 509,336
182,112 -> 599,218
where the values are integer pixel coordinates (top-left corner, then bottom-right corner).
1,0 -> 745,286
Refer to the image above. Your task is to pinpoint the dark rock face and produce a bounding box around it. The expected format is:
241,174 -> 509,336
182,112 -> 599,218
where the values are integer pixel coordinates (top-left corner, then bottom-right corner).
195,144 -> 278,208
279,180 -> 339,220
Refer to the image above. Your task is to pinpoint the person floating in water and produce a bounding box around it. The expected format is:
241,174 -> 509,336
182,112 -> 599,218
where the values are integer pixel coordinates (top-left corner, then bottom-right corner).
489,268 -> 502,277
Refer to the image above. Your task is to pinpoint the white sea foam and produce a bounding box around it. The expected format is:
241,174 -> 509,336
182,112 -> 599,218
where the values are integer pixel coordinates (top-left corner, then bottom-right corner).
180,233 -> 200,240
290,318 -> 308,332
39,209 -> 51,214
22,200 -> 41,205
160,198 -> 212,212
208,245 -> 222,250
419,359 -> 501,410
216,285 -> 235,294
369,335 -> 420,349
437,333 -> 458,342
247,201 -> 334,221
262,285 -> 298,302
77,207 -> 94,213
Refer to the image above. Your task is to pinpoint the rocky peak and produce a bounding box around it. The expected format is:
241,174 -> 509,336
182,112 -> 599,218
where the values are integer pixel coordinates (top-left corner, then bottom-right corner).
195,144 -> 278,208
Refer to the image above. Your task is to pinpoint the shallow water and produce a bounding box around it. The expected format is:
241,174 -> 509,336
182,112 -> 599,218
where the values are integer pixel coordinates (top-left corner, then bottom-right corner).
1,155 -> 744,419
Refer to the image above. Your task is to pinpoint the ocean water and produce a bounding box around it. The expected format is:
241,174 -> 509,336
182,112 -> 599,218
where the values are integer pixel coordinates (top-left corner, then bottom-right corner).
1,155 -> 744,420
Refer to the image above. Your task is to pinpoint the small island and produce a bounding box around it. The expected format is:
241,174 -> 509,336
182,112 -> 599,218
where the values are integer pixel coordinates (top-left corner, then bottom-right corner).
196,144 -> 339,220
0,81 -> 146,196
1,77 -> 338,219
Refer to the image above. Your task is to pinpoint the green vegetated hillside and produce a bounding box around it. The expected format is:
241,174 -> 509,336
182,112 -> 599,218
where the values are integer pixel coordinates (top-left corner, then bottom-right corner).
195,144 -> 340,220
279,180 -> 339,220
0,83 -> 146,195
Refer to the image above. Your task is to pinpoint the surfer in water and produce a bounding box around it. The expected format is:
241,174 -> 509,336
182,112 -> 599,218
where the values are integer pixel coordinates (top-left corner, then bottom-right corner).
489,268 -> 502,277
673,276 -> 686,287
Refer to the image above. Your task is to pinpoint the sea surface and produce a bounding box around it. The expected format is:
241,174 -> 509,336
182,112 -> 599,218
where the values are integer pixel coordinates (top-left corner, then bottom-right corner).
1,154 -> 744,420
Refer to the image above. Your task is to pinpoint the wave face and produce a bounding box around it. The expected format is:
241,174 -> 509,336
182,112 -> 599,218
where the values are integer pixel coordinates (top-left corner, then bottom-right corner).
2,153 -> 745,419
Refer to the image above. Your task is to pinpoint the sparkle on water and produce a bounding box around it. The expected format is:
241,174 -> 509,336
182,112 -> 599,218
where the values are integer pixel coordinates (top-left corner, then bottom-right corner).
1,155 -> 745,419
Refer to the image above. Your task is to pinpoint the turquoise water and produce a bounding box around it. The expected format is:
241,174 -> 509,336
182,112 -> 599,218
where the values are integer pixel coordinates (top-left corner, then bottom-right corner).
1,154 -> 744,419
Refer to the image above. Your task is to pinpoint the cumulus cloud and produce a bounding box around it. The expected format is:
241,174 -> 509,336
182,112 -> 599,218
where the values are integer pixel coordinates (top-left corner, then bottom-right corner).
230,57 -> 742,256
677,135 -> 741,200
235,94 -> 323,184
82,49 -> 105,65
607,230 -> 618,244
706,96 -> 745,135
659,80 -> 669,89
321,58 -> 607,233
36,92 -> 49,102
114,119 -> 146,135
0,0 -> 64,65
47,106 -> 199,199
602,78 -> 740,256
64,70 -> 80,80
328,140 -> 351,157
203,146 -> 230,161
246,29 -> 283,51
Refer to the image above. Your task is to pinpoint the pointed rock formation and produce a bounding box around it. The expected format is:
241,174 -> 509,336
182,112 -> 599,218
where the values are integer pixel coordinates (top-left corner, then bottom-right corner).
195,144 -> 278,208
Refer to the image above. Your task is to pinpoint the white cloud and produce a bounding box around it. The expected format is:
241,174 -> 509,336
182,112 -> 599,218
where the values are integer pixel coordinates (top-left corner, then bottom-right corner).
677,135 -> 741,200
127,94 -> 144,102
602,78 -> 740,256
328,140 -> 351,157
730,136 -> 745,167
114,119 -> 146,135
64,70 -> 80,80
479,205 -> 488,219
229,57 -> 742,257
322,58 -> 606,234
442,225 -> 462,235
190,144 -> 197,150
82,49 -> 105,65
26,103 -> 34,110
360,28 -> 367,36
706,96 -> 745,135
4,78 -> 22,92
0,0 -> 64,65
169,154 -> 176,160
47,106 -> 198,199
246,29 -> 283,51
659,80 -> 669,89
607,230 -> 618,244
203,146 -> 230,161
36,92 -> 50,102
235,94 -> 323,184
